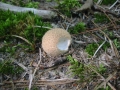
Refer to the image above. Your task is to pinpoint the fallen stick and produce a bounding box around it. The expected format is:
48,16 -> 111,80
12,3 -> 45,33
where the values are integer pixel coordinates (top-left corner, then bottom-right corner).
1,78 -> 79,86
0,2 -> 57,19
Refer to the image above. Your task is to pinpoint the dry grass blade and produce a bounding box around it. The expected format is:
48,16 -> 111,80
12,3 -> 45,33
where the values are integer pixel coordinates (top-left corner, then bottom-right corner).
107,82 -> 117,90
97,0 -> 103,4
1,78 -> 79,86
109,40 -> 120,59
33,26 -> 52,30
28,70 -> 33,90
74,40 -> 86,44
93,37 -> 107,57
88,64 -> 105,80
103,12 -> 117,31
28,48 -> 42,90
94,71 -> 117,90
88,65 -> 117,90
89,15 -> 120,59
34,78 -> 79,85
109,0 -> 119,9
14,60 -> 30,74
12,35 -> 33,47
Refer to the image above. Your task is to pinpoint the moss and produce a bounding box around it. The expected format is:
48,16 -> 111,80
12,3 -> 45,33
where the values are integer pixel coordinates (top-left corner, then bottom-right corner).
67,55 -> 86,81
55,0 -> 81,17
93,0 -> 98,3
85,43 -> 98,56
67,55 -> 107,82
68,22 -> 86,34
0,60 -> 24,75
98,86 -> 111,90
85,41 -> 110,56
113,39 -> 120,50
1,0 -> 39,8
0,10 -> 51,43
116,20 -> 120,25
94,13 -> 109,23
93,0 -> 116,5
101,0 -> 116,5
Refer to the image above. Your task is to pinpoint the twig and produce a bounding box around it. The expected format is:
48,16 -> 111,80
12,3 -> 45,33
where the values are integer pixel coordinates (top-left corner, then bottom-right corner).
1,78 -> 79,87
28,48 -> 42,90
0,2 -> 57,19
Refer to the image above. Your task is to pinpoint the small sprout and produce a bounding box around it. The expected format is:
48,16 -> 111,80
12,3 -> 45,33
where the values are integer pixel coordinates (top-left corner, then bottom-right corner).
42,28 -> 72,57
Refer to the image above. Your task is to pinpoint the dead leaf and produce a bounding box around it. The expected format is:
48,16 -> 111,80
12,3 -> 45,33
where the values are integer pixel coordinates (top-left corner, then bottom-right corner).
75,0 -> 93,12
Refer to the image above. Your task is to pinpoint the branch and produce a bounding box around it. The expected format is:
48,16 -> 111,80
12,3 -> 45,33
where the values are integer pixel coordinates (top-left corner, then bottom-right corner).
0,2 -> 57,19
1,78 -> 79,87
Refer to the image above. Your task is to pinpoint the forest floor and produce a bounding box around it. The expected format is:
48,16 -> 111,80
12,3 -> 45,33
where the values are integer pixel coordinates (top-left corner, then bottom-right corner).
0,0 -> 120,90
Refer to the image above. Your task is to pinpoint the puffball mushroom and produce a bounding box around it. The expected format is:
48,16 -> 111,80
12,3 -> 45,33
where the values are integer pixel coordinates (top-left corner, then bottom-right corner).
42,28 -> 72,57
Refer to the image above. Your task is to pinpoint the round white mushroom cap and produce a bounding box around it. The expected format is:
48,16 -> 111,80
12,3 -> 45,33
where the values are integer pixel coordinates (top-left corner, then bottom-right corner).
42,28 -> 72,57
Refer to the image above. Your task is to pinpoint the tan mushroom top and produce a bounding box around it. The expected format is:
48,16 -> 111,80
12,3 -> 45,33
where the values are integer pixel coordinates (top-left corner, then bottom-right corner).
42,28 -> 71,57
